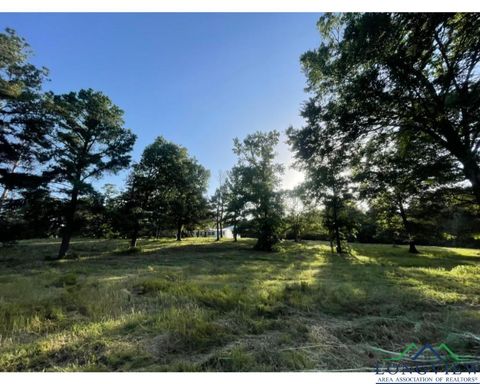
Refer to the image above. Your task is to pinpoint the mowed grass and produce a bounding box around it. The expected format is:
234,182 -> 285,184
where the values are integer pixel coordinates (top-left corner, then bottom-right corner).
0,238 -> 479,371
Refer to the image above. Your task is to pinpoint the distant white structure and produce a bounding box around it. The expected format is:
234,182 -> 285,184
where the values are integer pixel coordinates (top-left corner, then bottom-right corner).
194,226 -> 239,239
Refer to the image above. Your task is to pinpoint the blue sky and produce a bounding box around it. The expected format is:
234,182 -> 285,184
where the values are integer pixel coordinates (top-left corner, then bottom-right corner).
0,13 -> 322,194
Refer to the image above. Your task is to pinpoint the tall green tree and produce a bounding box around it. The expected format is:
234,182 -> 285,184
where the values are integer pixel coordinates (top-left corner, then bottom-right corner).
169,152 -> 210,241
0,28 -> 51,207
126,137 -> 186,246
232,131 -> 284,251
123,136 -> 209,244
288,131 -> 352,253
48,89 -> 136,258
301,13 -> 480,204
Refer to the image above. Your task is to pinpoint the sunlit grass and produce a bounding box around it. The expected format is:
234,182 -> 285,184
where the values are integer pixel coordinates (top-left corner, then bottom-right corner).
0,238 -> 479,371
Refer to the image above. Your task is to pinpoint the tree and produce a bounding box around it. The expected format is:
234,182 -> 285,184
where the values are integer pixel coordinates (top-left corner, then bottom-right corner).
48,89 -> 136,258
301,13 -> 480,204
169,152 -> 210,241
426,188 -> 480,246
232,131 -> 284,251
211,172 -> 227,241
287,123 -> 352,254
116,169 -> 151,248
0,28 -> 51,208
124,137 -> 186,246
224,169 -> 245,242
312,151 -> 351,254
0,185 -> 63,245
20,187 -> 62,238
122,136 -> 210,245
353,133 -> 461,253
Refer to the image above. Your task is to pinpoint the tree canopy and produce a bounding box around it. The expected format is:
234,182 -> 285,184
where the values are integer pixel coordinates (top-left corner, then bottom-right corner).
232,131 -> 284,251
48,89 -> 136,258
300,13 -> 480,203
0,28 -> 51,204
123,136 -> 210,245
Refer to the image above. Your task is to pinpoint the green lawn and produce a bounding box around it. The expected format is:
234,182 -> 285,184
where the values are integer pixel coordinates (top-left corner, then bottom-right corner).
0,238 -> 479,371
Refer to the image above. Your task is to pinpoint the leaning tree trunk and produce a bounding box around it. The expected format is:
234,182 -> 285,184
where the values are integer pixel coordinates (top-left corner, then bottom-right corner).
58,187 -> 79,258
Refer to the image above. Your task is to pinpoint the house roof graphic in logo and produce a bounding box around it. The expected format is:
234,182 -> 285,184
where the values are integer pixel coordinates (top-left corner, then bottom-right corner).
386,343 -> 466,363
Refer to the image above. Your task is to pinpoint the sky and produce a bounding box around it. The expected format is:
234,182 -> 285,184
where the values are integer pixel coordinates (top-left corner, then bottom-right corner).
0,13 -> 322,195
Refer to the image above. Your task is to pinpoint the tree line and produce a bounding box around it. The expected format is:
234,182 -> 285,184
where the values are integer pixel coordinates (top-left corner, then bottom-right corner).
1,13 -> 480,256
287,13 -> 480,253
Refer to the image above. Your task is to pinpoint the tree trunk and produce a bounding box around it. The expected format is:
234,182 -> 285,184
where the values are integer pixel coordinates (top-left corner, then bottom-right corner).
176,222 -> 182,241
58,187 -> 79,259
398,199 -> 419,254
334,225 -> 342,254
332,196 -> 342,254
460,154 -> 480,205
220,206 -> 223,238
408,240 -> 418,253
233,222 -> 238,242
130,225 -> 139,248
130,236 -> 138,248
216,208 -> 220,241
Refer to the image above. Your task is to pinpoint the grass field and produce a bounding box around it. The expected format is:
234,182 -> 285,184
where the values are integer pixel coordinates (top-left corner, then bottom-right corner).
0,238 -> 479,371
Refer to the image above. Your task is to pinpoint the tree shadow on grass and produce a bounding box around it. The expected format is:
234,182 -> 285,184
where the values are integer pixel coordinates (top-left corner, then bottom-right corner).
1,238 -> 480,371
297,243 -> 480,371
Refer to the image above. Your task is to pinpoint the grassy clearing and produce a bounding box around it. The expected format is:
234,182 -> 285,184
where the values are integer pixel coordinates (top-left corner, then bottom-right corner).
0,238 -> 479,371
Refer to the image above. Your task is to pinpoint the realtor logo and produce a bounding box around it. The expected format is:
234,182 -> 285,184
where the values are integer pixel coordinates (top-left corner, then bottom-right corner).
385,343 -> 470,363
375,343 -> 480,375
